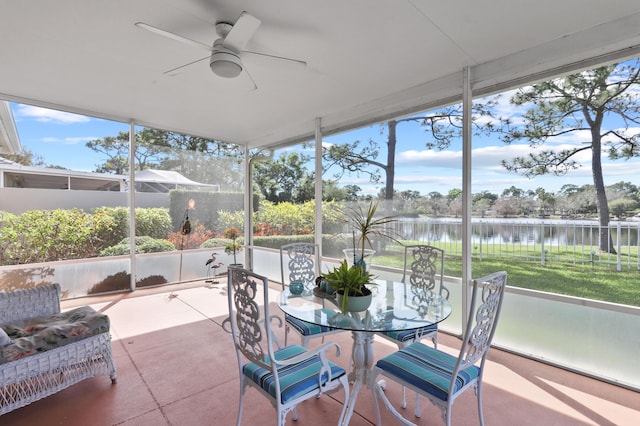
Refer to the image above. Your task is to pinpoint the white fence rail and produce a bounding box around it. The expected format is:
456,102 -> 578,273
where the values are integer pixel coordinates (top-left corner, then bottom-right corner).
392,218 -> 640,271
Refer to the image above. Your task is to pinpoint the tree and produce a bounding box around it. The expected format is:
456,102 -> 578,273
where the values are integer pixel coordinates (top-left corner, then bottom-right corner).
609,198 -> 637,219
493,196 -> 519,217
342,185 -> 362,201
157,131 -> 243,188
2,148 -> 46,167
424,191 -> 448,215
322,102 -> 497,201
608,181 -> 639,203
87,129 -> 244,189
253,152 -> 312,203
532,187 -> 556,216
500,186 -> 530,215
473,191 -> 498,217
87,130 -> 167,174
500,60 -> 640,252
446,188 -> 462,204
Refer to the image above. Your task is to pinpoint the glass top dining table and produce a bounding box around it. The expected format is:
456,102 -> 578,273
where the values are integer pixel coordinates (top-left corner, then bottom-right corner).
277,279 -> 452,426
278,279 -> 451,333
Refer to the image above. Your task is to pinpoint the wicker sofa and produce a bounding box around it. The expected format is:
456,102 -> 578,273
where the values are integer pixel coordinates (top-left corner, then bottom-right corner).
0,284 -> 116,415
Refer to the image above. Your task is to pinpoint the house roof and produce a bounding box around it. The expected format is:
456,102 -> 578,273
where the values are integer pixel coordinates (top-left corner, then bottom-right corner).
0,161 -> 217,192
0,160 -> 125,191
134,169 -> 219,192
0,102 -> 20,155
1,1 -> 639,149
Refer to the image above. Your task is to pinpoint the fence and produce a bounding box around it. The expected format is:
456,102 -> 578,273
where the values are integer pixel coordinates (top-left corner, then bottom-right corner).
392,218 -> 640,271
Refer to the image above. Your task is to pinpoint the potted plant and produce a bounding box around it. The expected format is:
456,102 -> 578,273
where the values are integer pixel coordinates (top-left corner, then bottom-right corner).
224,227 -> 243,267
343,201 -> 400,270
322,259 -> 375,312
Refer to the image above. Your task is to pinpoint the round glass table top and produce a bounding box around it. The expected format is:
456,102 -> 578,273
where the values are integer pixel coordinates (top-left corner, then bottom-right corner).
277,279 -> 452,332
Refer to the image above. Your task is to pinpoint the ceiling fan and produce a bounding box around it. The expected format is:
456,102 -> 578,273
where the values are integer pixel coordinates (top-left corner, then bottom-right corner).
135,11 -> 307,90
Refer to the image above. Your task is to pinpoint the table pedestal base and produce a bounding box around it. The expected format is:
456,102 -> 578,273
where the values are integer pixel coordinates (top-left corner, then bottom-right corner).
343,330 -> 375,425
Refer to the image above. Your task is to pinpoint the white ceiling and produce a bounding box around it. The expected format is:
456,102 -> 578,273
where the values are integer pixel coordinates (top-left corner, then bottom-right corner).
2,0 -> 640,149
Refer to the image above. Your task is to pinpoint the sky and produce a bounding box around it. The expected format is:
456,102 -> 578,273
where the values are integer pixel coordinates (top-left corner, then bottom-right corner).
9,87 -> 640,197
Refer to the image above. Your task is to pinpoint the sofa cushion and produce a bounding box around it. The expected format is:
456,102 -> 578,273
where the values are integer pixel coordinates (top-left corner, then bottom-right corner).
0,306 -> 110,364
0,328 -> 10,348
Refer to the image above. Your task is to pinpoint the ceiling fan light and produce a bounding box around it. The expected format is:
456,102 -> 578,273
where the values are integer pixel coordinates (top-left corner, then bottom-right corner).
210,51 -> 242,78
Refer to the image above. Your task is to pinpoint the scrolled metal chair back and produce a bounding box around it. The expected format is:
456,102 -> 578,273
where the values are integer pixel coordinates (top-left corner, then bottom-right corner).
280,243 -> 317,285
403,245 -> 448,298
228,267 -> 272,368
461,271 -> 507,367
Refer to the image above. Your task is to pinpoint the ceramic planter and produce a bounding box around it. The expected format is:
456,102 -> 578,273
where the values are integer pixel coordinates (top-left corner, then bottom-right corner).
336,290 -> 373,312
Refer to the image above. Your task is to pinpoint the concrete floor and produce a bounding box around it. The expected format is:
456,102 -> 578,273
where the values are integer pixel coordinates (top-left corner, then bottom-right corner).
2,279 -> 639,425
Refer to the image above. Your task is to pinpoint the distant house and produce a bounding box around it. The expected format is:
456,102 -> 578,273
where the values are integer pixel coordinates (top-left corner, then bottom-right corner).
0,161 -> 220,193
134,169 -> 219,193
0,157 -> 125,191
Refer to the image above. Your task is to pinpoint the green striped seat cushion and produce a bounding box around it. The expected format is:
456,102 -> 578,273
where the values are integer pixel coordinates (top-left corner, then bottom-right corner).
243,345 -> 346,404
380,323 -> 437,343
285,308 -> 337,336
375,342 -> 479,401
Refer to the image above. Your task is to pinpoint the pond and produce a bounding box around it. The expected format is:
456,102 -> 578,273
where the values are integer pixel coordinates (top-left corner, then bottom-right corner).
392,217 -> 640,247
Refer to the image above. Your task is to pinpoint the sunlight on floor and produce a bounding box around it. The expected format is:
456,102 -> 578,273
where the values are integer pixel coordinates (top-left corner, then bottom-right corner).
91,284 -> 280,340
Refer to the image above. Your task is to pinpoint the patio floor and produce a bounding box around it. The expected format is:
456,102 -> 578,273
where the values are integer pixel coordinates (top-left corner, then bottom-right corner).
2,278 -> 639,425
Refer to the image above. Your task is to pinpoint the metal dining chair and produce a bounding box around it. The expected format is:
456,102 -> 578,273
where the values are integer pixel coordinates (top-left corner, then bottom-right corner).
226,266 -> 350,426
279,242 -> 342,346
376,244 -> 449,414
371,271 -> 508,426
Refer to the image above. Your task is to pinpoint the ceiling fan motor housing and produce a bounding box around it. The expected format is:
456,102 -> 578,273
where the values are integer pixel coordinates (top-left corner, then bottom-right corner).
210,39 -> 243,78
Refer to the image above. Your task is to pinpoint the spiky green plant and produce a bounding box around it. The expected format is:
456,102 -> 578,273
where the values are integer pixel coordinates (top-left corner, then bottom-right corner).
344,201 -> 401,260
322,260 -> 374,312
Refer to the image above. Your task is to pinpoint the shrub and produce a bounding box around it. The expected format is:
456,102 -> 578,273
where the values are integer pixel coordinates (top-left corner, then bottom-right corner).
167,222 -> 214,250
250,234 -> 348,258
0,208 -> 115,264
216,209 -> 244,233
92,206 -> 128,247
216,200 -> 343,237
134,208 -> 172,238
92,207 -> 172,245
98,236 -> 175,257
200,237 -> 235,249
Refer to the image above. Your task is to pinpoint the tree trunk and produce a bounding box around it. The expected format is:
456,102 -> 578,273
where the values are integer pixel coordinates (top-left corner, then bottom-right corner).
591,132 -> 616,253
385,120 -> 397,201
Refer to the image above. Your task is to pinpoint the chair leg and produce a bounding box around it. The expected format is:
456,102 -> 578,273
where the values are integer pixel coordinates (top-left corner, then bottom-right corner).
446,401 -> 453,426
237,379 -> 246,426
337,375 -> 351,425
414,392 -> 421,418
477,381 -> 485,426
372,370 -> 415,426
278,408 -> 287,426
284,324 -> 290,346
371,371 -> 384,426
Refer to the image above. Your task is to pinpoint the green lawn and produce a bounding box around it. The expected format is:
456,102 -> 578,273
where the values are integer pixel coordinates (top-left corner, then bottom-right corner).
375,248 -> 640,307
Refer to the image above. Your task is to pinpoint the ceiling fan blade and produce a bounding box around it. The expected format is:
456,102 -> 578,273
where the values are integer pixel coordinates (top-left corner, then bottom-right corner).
243,51 -> 307,71
135,22 -> 212,52
223,11 -> 261,52
241,68 -> 258,91
164,56 -> 209,76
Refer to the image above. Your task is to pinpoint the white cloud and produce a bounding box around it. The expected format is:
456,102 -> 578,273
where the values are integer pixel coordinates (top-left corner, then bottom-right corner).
16,105 -> 90,124
397,142 -> 594,171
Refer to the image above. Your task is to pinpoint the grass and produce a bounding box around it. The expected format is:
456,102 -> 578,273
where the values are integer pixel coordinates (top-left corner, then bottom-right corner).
375,246 -> 640,307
